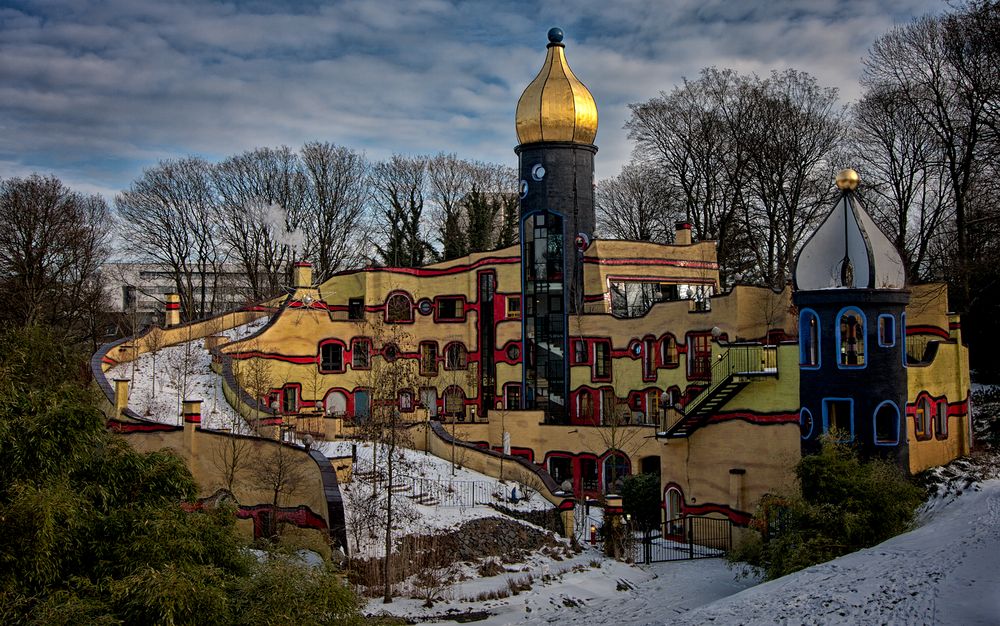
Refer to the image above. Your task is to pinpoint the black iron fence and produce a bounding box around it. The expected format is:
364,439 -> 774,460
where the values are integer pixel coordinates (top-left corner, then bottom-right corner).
636,515 -> 733,562
353,461 -> 530,508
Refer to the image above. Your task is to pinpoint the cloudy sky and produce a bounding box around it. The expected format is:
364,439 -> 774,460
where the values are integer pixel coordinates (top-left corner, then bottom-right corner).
1,0 -> 943,199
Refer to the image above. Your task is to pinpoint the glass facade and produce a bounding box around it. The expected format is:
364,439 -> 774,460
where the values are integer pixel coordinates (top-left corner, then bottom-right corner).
523,211 -> 567,423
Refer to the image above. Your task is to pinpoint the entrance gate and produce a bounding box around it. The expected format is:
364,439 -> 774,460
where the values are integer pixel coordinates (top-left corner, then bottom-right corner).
636,516 -> 732,563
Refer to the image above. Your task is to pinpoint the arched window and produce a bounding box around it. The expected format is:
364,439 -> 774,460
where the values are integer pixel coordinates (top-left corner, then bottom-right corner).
799,310 -> 820,368
915,396 -> 933,438
645,389 -> 660,425
324,390 -> 347,416
665,487 -> 684,536
602,453 -> 630,493
642,337 -> 656,380
443,386 -> 466,419
385,292 -> 412,323
836,307 -> 866,368
578,391 -> 595,422
660,335 -> 679,367
444,343 -> 468,370
873,401 -> 900,445
901,313 -> 908,367
878,314 -> 896,347
935,397 -> 948,438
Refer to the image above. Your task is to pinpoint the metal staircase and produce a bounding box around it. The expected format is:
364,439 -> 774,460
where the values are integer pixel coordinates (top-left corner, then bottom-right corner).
660,344 -> 778,439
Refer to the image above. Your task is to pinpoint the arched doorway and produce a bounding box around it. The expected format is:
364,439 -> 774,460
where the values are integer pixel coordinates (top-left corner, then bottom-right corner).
665,486 -> 684,539
325,390 -> 347,416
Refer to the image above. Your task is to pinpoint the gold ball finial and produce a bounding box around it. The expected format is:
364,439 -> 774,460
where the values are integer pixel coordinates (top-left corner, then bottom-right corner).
836,168 -> 860,190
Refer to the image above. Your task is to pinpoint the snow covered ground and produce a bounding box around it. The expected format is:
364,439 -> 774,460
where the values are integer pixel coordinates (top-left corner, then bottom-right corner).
105,318 -> 267,433
364,546 -> 758,625
670,479 -> 1000,626
365,473 -> 1000,624
329,440 -> 555,559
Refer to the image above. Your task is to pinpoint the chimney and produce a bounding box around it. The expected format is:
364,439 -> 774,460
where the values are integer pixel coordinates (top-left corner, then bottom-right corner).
293,261 -> 313,289
183,399 -> 202,453
165,293 -> 181,327
114,378 -> 130,418
674,221 -> 692,246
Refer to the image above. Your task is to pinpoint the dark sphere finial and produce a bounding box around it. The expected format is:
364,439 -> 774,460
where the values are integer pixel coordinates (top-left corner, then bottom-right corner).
547,27 -> 564,44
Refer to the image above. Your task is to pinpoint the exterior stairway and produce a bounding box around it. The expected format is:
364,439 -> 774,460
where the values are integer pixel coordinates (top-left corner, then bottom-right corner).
660,344 -> 778,439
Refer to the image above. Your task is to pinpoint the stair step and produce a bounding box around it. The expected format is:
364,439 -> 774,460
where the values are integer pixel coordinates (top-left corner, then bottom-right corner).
389,484 -> 411,493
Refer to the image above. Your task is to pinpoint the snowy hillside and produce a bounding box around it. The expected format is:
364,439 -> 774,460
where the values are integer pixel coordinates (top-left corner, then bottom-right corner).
670,479 -> 1000,626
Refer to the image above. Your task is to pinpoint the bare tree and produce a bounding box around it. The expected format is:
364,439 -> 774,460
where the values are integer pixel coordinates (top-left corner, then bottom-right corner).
428,153 -> 471,260
741,69 -> 844,288
232,339 -> 274,433
115,158 -> 221,320
596,162 -> 676,242
142,327 -> 166,405
0,175 -> 110,343
370,155 -> 432,267
627,67 -> 844,288
212,147 -> 307,300
353,315 -> 420,602
251,438 -> 309,538
211,407 -> 255,492
596,402 -> 645,495
850,87 -> 952,281
863,5 -> 1000,309
299,142 -> 370,282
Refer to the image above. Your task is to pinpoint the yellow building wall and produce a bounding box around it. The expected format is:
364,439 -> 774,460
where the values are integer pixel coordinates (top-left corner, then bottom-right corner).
905,313 -> 972,473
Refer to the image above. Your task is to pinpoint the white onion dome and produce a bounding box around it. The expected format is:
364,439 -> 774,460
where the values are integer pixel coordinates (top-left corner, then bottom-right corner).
794,169 -> 906,291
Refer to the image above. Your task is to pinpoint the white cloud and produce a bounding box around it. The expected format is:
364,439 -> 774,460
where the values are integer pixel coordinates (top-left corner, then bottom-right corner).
0,0 -> 943,198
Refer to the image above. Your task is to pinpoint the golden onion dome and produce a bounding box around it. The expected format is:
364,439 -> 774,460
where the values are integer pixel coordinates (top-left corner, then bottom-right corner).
515,28 -> 598,145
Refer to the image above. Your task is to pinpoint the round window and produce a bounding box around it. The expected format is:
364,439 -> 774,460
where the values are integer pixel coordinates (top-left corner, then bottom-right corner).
519,180 -> 529,198
417,298 -> 433,315
383,343 -> 399,362
800,408 -> 814,440
531,164 -> 546,181
506,344 -> 520,361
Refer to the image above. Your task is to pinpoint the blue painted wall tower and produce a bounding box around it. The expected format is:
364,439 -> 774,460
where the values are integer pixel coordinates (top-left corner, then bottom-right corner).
794,169 -> 910,465
515,28 -> 599,424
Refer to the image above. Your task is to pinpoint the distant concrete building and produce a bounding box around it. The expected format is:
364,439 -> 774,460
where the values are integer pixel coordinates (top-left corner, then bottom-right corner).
101,262 -> 250,328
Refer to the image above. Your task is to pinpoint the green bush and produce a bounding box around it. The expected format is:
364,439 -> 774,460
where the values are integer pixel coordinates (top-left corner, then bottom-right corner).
729,436 -> 925,580
0,326 -> 361,624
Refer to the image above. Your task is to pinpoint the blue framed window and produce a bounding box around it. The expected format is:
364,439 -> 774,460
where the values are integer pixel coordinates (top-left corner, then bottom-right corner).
836,307 -> 867,369
901,313 -> 908,367
800,407 -> 814,440
822,397 -> 854,441
878,314 -> 895,347
873,400 -> 900,446
799,309 -> 820,369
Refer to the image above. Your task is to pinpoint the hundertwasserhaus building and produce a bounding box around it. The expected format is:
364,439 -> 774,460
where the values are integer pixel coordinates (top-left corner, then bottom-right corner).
108,28 -> 972,530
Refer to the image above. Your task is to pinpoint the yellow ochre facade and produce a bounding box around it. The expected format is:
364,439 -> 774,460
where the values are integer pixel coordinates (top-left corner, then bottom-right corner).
101,30 -> 972,534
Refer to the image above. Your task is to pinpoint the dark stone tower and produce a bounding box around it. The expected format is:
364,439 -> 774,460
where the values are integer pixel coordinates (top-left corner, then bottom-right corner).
793,169 -> 910,465
514,28 -> 598,424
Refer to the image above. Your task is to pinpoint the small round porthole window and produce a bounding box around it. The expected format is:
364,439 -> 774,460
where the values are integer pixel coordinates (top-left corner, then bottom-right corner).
531,164 -> 546,181
417,298 -> 433,315
519,180 -> 529,198
506,344 -> 520,361
383,343 -> 399,362
800,407 -> 814,440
